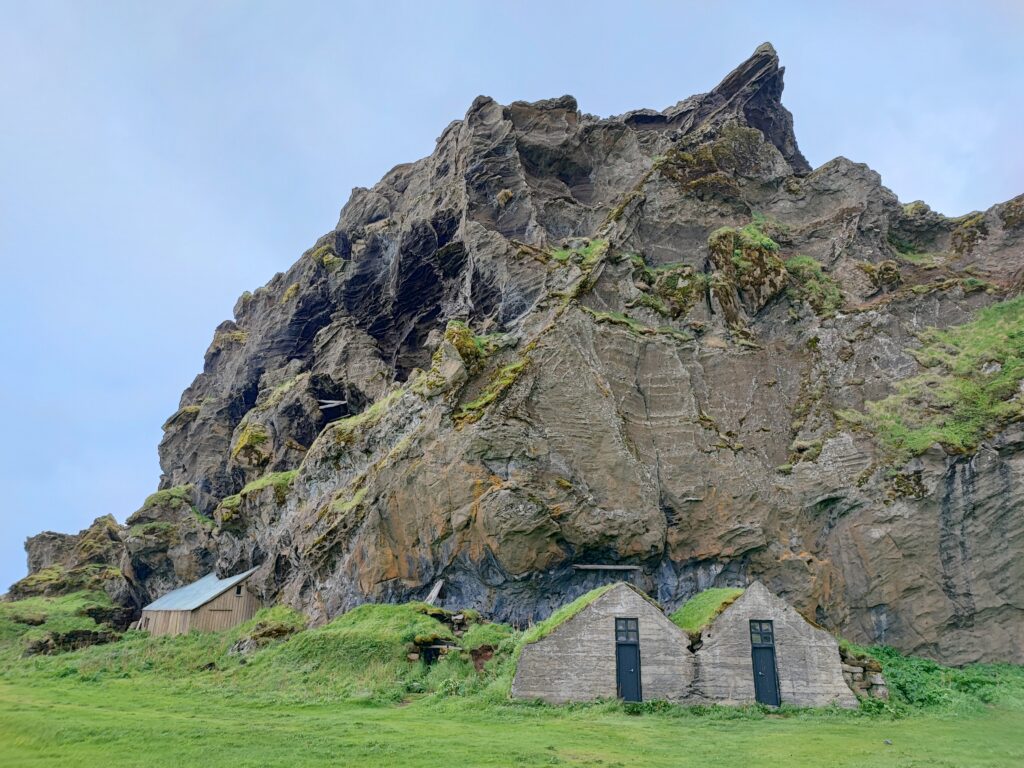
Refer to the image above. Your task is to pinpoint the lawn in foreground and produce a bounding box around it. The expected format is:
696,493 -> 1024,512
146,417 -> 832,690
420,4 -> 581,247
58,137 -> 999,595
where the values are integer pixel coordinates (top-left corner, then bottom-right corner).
1,675 -> 1023,768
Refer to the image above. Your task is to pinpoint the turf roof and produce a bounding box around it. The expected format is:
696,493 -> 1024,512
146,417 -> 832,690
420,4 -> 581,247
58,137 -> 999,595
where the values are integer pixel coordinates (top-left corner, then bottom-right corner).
669,587 -> 745,636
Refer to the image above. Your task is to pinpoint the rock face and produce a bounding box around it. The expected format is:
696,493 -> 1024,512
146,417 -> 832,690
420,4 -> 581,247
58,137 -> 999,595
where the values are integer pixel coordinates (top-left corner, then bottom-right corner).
10,44 -> 1024,665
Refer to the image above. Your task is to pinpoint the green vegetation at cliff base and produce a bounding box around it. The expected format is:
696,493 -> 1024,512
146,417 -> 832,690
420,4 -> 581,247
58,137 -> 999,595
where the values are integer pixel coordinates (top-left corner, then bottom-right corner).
1,592 -> 1023,767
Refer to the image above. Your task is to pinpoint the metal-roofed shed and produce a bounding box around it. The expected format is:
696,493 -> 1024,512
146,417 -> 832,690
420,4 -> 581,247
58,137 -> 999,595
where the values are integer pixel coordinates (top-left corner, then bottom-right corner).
139,568 -> 259,637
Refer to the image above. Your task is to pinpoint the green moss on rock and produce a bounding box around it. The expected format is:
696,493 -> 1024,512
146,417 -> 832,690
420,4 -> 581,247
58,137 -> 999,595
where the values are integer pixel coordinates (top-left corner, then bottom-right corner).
549,238 -> 608,267
138,484 -> 194,513
851,296 -> 1024,463
951,212 -> 989,255
239,470 -> 298,505
784,254 -> 843,317
456,358 -> 530,426
231,423 -> 271,464
329,389 -> 403,446
311,244 -> 342,270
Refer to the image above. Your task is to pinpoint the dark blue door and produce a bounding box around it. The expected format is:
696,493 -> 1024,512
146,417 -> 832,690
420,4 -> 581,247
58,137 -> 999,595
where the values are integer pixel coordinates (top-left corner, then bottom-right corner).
615,618 -> 642,702
750,620 -> 780,706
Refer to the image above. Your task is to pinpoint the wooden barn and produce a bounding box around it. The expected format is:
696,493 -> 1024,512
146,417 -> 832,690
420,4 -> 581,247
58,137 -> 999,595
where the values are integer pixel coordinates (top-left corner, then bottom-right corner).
138,568 -> 259,637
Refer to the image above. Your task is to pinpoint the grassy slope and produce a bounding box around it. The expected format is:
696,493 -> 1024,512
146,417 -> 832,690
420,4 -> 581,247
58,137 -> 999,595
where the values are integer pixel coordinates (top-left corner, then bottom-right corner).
1,593 -> 1023,766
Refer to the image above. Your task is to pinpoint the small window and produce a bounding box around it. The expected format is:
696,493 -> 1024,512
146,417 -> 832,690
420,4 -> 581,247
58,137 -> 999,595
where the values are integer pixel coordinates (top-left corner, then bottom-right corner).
749,620 -> 774,646
235,585 -> 242,596
143,616 -> 150,628
615,617 -> 639,643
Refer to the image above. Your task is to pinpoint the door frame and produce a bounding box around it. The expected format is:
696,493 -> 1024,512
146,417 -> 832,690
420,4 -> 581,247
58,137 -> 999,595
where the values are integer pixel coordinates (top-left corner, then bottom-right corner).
749,619 -> 781,706
614,617 -> 642,702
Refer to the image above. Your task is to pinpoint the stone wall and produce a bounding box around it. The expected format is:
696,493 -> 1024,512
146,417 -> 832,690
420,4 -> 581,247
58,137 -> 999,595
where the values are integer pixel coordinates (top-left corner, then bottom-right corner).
840,647 -> 889,701
511,583 -> 693,703
693,582 -> 859,708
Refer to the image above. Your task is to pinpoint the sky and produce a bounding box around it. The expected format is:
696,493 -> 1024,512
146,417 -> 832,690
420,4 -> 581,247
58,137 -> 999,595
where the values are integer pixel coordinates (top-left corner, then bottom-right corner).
0,1 -> 1022,592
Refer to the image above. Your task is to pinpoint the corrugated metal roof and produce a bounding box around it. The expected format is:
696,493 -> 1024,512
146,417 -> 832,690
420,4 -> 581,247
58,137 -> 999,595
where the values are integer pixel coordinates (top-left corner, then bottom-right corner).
142,567 -> 258,612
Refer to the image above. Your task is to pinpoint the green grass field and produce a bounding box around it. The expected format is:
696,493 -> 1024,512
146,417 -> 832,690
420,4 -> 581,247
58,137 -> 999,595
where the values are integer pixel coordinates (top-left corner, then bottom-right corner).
1,593 -> 1023,767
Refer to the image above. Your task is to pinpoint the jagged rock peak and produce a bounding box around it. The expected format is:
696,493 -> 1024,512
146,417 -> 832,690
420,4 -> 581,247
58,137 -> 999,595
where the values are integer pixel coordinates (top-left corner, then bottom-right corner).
704,42 -> 809,174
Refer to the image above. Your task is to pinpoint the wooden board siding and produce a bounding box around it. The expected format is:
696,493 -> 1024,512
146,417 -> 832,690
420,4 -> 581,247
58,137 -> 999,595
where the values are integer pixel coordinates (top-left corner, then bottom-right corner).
190,585 -> 259,632
141,581 -> 260,637
140,609 -> 191,637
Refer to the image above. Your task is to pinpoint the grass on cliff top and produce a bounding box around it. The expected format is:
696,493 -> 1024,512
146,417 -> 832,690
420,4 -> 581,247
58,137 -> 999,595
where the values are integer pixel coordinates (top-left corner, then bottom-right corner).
669,587 -> 745,636
138,484 -> 193,511
841,295 -> 1024,463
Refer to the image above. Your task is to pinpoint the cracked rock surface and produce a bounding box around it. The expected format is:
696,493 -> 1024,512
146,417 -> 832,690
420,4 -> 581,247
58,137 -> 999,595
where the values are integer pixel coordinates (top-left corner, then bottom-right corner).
12,43 -> 1024,665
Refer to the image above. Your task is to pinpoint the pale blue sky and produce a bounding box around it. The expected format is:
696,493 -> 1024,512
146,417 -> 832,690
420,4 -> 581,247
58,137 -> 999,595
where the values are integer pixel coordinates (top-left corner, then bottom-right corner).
1,1 -> 1022,591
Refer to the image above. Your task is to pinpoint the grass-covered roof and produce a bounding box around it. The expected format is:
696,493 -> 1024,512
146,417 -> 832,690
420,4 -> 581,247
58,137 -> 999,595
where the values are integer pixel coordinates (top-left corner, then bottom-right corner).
669,587 -> 745,637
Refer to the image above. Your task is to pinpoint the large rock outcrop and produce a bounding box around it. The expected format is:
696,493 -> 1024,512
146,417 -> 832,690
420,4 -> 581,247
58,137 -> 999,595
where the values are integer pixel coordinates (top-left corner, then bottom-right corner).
11,44 -> 1024,665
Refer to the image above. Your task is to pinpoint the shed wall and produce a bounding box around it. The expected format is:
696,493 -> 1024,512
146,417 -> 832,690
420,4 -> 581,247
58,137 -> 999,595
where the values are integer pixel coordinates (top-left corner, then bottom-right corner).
693,582 -> 858,708
190,585 -> 260,632
140,609 -> 191,637
512,584 -> 694,704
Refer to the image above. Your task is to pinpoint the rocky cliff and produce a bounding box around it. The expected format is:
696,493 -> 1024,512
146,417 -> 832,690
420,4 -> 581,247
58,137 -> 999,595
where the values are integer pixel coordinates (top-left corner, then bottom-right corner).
12,44 -> 1024,665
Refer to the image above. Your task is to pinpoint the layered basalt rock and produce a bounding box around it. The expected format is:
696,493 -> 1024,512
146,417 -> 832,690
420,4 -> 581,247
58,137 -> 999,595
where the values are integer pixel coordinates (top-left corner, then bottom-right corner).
11,44 -> 1024,665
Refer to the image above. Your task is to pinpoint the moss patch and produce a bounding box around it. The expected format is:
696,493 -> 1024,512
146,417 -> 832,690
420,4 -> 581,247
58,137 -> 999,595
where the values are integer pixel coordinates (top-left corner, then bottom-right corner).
311,245 -> 342,270
849,296 -> 1024,463
657,124 -> 766,195
127,521 -> 177,539
549,238 -> 608,267
138,484 -> 194,512
784,255 -> 843,317
239,470 -> 298,504
456,358 -> 530,426
217,470 -> 298,525
329,389 -> 403,446
329,486 -> 367,517
211,329 -> 248,351
1000,195 -> 1024,230
951,212 -> 988,255
162,405 -> 201,430
231,423 -> 270,464
256,377 -> 298,413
